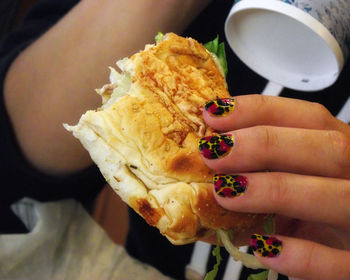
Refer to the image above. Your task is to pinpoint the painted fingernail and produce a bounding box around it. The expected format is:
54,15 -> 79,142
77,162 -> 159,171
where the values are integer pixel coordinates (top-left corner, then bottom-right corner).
214,174 -> 247,197
250,234 -> 282,258
198,134 -> 234,159
205,98 -> 236,117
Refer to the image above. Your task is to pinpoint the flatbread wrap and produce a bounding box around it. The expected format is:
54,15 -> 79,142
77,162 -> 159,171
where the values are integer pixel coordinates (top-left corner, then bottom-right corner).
64,33 -> 264,245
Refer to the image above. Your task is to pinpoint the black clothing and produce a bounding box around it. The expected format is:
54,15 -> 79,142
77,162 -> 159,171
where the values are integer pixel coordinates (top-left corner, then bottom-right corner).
0,0 -> 20,36
0,1 -> 349,280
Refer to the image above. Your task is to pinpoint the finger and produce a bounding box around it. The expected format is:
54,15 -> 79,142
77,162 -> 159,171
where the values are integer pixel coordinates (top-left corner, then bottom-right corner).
212,172 -> 350,232
198,127 -> 350,179
203,94 -> 344,132
249,234 -> 350,280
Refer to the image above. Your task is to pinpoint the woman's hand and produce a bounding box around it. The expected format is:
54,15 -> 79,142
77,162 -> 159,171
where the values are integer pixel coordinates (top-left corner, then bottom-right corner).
199,94 -> 350,280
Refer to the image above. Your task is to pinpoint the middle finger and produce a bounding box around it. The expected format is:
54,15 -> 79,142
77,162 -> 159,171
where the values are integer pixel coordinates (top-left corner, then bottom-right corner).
198,126 -> 350,179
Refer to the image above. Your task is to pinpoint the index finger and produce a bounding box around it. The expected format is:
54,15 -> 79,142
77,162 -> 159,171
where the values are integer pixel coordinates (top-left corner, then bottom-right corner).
203,94 -> 343,132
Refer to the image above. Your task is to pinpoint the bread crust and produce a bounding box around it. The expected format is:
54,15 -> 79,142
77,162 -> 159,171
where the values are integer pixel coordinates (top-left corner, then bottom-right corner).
66,33 -> 263,244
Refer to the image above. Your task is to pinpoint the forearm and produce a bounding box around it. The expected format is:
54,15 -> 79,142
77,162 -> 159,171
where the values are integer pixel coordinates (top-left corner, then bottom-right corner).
4,0 -> 210,175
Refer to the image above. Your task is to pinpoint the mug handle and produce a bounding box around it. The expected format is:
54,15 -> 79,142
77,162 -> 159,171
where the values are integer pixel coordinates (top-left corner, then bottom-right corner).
262,81 -> 284,96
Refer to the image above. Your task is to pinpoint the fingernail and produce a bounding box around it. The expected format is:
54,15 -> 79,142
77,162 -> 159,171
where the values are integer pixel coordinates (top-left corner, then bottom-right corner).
205,98 -> 235,117
250,234 -> 282,258
214,174 -> 247,197
198,134 -> 234,159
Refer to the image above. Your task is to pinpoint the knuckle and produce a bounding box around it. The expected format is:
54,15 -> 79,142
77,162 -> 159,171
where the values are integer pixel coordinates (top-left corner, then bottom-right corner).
327,130 -> 350,169
259,126 -> 278,155
256,94 -> 271,109
268,173 -> 288,210
310,102 -> 334,129
339,183 -> 350,228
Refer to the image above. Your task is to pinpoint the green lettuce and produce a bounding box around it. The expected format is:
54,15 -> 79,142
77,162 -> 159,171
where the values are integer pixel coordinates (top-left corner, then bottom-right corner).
204,234 -> 222,280
204,36 -> 228,77
247,270 -> 269,280
155,32 -> 164,43
263,214 -> 276,235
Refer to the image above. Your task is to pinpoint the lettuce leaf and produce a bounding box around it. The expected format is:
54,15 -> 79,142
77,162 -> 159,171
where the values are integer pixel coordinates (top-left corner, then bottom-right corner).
204,234 -> 222,280
204,36 -> 228,77
204,36 -> 219,55
155,32 -> 164,43
247,270 -> 269,280
263,214 -> 276,235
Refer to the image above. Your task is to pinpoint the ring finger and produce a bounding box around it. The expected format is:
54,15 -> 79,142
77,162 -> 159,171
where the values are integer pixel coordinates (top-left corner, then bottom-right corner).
212,172 -> 350,232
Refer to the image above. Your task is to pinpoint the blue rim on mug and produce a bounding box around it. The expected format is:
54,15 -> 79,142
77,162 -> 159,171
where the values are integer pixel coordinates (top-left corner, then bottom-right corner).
226,0 -> 350,91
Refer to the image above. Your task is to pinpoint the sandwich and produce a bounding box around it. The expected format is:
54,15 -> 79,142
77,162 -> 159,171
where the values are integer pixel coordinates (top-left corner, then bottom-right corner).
64,33 -> 265,247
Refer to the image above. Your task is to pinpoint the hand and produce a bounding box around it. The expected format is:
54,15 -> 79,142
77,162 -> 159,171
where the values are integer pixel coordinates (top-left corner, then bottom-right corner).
199,94 -> 350,280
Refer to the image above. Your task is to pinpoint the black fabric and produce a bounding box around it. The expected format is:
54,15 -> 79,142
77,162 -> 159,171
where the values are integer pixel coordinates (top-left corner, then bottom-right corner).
126,209 -> 194,280
0,0 -> 20,37
0,0 -> 349,280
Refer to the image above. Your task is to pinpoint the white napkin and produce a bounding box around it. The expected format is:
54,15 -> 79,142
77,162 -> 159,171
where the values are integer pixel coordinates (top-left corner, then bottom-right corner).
0,198 -> 172,280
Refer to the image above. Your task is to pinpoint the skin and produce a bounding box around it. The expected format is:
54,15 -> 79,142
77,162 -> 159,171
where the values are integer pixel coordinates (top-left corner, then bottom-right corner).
4,0 -> 211,176
201,94 -> 350,280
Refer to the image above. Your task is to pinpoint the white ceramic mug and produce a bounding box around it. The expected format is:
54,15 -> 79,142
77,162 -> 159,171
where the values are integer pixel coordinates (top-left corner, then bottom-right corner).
225,0 -> 350,91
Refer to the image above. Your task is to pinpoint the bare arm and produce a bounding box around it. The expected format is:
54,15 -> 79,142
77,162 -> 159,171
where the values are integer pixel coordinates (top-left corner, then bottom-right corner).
4,0 -> 210,175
